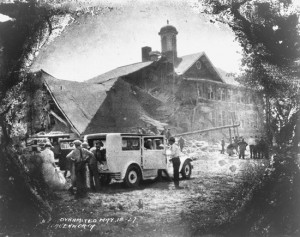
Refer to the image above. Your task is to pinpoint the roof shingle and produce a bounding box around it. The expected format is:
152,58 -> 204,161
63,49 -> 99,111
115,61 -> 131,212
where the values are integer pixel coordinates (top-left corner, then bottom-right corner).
86,61 -> 154,84
41,70 -> 112,135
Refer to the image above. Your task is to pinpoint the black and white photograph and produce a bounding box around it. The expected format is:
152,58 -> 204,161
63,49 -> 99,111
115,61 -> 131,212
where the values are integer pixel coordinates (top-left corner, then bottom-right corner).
0,0 -> 299,236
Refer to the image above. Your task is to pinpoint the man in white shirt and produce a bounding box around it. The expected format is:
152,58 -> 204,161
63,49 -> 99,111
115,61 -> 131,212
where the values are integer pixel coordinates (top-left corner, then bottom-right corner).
66,140 -> 93,198
248,136 -> 256,159
168,137 -> 183,189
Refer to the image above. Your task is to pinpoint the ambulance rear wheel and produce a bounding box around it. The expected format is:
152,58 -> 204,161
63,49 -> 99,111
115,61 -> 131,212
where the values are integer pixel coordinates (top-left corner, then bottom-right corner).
124,165 -> 141,188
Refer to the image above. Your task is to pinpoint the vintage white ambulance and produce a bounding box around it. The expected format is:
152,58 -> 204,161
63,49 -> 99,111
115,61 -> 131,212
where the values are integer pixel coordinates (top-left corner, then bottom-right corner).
83,133 -> 193,188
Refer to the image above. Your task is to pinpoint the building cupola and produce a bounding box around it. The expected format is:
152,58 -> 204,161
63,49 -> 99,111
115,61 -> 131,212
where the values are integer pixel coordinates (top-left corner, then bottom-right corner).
158,21 -> 178,63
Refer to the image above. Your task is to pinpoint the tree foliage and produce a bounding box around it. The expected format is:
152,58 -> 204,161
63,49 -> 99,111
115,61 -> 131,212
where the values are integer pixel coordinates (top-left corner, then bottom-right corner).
0,1 -> 72,232
201,0 -> 300,147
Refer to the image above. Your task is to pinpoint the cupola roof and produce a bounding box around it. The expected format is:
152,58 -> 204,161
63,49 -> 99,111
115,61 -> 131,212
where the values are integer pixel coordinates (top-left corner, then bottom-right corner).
158,24 -> 178,35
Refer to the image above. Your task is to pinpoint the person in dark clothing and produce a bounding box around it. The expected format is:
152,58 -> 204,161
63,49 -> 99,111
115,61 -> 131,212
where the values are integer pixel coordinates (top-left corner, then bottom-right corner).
233,136 -> 239,155
178,136 -> 185,152
168,137 -> 183,189
90,141 -> 106,165
66,140 -> 93,198
157,169 -> 172,182
238,138 -> 248,159
82,142 -> 100,192
221,138 -> 225,154
253,136 -> 260,159
227,143 -> 235,156
257,137 -> 269,159
144,139 -> 153,149
166,129 -> 172,140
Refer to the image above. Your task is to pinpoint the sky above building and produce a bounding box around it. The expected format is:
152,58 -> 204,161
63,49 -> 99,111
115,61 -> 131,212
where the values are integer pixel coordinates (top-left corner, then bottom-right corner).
31,0 -> 244,82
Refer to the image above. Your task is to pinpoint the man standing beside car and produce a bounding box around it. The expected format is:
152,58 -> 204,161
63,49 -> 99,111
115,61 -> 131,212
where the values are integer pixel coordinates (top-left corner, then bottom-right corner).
168,137 -> 183,189
90,141 -> 106,168
66,140 -> 93,198
82,142 -> 100,192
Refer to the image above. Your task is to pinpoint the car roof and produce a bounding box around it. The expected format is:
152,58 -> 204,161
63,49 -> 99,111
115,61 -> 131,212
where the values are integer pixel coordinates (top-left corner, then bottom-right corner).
84,133 -> 164,139
30,134 -> 70,138
59,138 -> 81,142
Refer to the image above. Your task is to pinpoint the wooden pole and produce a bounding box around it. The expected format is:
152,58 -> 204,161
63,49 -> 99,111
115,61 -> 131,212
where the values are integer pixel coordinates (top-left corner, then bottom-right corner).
176,123 -> 240,137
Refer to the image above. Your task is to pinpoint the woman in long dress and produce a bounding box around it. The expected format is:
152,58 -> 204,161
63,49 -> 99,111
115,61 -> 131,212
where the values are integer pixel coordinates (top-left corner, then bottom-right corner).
41,143 -> 65,189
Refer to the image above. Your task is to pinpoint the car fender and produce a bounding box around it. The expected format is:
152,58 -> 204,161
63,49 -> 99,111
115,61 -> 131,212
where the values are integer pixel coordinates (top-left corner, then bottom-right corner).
179,156 -> 193,172
120,162 -> 142,180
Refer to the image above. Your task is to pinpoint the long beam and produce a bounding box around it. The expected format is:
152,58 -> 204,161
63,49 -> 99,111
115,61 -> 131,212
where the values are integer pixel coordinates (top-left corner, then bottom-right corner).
176,123 -> 240,137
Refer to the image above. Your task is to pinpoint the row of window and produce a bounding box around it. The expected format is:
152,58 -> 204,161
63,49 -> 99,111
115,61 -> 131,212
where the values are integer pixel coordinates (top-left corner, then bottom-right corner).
197,84 -> 254,104
209,111 -> 259,128
122,137 -> 164,151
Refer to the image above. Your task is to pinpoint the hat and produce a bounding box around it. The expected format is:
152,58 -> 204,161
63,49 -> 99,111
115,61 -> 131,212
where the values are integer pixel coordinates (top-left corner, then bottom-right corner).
168,137 -> 175,142
95,140 -> 104,146
73,140 -> 82,146
44,142 -> 53,148
81,142 -> 89,149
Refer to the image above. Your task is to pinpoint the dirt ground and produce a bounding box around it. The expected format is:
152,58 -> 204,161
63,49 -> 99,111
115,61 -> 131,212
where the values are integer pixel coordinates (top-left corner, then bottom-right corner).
39,151 -> 269,237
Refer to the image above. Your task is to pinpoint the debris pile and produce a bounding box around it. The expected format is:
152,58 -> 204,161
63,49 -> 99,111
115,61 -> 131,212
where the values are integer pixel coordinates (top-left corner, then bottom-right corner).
180,139 -> 222,160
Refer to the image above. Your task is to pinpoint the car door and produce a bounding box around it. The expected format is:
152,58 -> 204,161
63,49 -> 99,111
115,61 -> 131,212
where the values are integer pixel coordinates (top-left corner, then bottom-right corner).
142,136 -> 167,169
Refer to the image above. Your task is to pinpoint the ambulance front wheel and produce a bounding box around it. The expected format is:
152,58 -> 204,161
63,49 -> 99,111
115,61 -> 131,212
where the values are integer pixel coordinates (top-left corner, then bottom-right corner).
181,160 -> 192,179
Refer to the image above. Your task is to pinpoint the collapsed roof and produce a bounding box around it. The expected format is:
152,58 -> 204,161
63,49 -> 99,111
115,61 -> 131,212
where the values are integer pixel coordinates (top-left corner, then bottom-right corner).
40,70 -> 168,136
42,70 -> 109,135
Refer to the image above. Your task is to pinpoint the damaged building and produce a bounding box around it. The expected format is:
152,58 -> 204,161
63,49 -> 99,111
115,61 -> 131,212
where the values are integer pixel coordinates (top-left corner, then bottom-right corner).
30,24 -> 264,140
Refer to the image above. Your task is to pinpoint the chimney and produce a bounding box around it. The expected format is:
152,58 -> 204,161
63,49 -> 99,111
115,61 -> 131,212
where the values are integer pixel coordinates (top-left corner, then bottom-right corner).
142,46 -> 151,62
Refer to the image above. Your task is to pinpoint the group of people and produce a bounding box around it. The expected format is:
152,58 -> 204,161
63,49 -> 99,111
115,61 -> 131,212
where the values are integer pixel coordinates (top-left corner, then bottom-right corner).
222,136 -> 269,159
66,140 -> 106,198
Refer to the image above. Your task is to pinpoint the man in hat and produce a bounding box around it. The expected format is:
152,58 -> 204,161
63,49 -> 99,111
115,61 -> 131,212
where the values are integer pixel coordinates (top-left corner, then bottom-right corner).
82,142 -> 100,192
168,137 -> 183,189
66,140 -> 94,198
90,140 -> 106,167
238,138 -> 248,159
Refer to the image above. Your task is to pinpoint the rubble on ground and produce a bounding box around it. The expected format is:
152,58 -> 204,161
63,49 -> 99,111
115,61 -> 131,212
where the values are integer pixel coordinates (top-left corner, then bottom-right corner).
180,139 -> 222,160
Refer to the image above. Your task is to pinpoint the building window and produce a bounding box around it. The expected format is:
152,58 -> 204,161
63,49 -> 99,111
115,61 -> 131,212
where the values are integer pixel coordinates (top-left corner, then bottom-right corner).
227,111 -> 231,125
172,35 -> 176,50
221,89 -> 226,101
227,89 -> 231,101
229,111 -> 237,124
222,111 -> 226,126
162,36 -> 167,49
207,85 -> 214,100
216,88 -> 221,100
218,112 -> 222,127
167,36 -> 172,50
197,83 -> 203,98
210,111 -> 216,126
